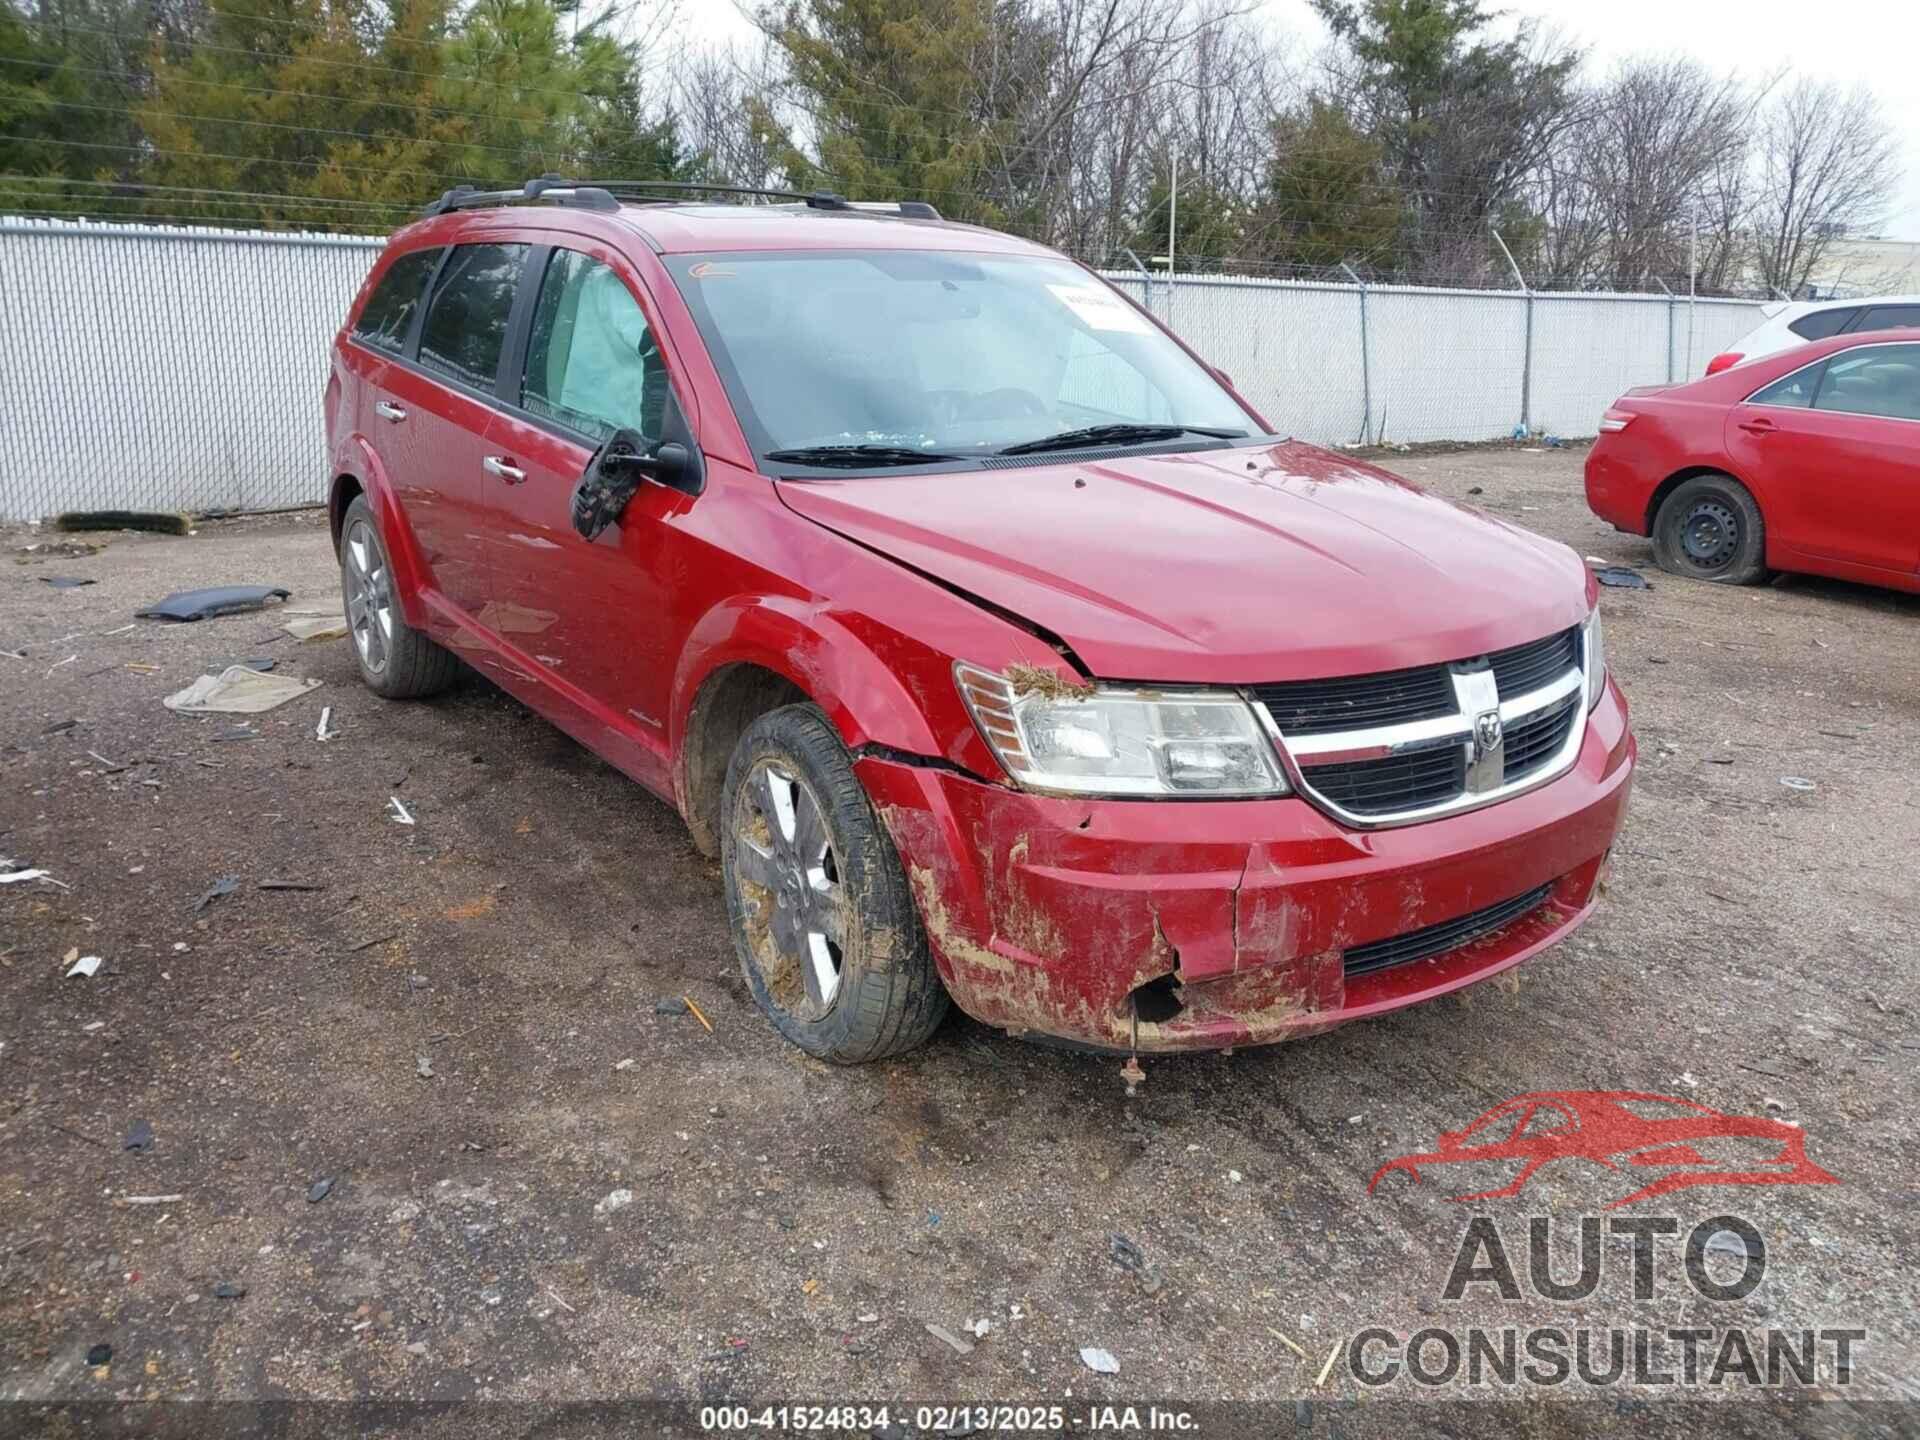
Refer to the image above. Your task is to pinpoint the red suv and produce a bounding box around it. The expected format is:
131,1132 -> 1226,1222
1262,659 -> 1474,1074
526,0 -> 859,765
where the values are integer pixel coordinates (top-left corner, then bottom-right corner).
325,178 -> 1635,1063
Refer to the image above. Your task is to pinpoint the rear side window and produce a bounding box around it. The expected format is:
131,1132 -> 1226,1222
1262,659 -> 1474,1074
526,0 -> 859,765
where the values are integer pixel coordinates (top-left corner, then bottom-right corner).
1854,305 -> 1920,333
351,248 -> 439,354
1788,307 -> 1857,341
1749,363 -> 1822,408
418,244 -> 528,392
1811,344 -> 1920,420
521,249 -> 669,443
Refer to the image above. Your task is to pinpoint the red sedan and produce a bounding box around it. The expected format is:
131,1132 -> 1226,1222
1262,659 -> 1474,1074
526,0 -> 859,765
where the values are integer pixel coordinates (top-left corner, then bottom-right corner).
1586,328 -> 1920,593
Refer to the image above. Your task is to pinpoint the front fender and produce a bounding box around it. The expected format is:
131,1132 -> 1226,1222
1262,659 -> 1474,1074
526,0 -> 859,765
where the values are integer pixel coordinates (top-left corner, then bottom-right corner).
670,595 -> 959,766
331,433 -> 431,631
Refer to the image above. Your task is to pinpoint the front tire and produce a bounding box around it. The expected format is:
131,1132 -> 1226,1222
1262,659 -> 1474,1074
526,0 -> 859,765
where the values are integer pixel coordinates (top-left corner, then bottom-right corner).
337,495 -> 460,698
720,704 -> 949,1062
1652,475 -> 1768,585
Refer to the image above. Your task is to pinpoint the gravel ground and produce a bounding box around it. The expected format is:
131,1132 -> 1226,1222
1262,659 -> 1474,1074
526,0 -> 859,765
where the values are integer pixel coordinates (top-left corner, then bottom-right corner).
2,446 -> 1917,1436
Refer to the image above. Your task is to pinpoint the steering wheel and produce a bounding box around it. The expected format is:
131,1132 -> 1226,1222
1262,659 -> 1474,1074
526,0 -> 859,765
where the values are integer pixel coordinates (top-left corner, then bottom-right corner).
968,387 -> 1049,419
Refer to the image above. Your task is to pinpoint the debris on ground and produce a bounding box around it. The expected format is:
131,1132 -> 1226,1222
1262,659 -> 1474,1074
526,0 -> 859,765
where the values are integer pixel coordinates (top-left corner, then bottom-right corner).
191,876 -> 240,914
387,796 -> 416,826
315,706 -> 337,742
1080,1346 -> 1120,1374
212,1281 -> 247,1299
283,609 -> 348,642
56,511 -> 190,536
164,666 -> 321,715
42,576 -> 97,589
1592,565 -> 1651,589
926,1322 -> 975,1356
1780,776 -> 1817,792
415,1054 -> 434,1079
120,1194 -> 183,1206
308,1177 -> 335,1204
968,1318 -> 991,1338
1120,1055 -> 1145,1094
653,998 -> 689,1015
683,995 -> 714,1033
1107,1233 -> 1162,1293
123,1120 -> 155,1153
594,1188 -> 634,1216
210,726 -> 261,742
258,879 -> 325,892
65,954 -> 102,979
614,1058 -> 635,1071
206,657 -> 276,675
137,585 -> 291,622
85,1344 -> 112,1366
16,537 -> 103,559
1,865 -> 57,886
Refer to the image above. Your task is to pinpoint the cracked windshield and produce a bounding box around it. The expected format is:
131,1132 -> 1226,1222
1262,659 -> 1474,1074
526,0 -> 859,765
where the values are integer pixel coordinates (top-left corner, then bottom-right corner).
665,251 -> 1254,463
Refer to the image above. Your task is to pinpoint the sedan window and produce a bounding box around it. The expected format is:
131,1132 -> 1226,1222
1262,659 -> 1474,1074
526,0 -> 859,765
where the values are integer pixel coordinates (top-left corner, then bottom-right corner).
1811,344 -> 1920,421
1749,364 -> 1823,408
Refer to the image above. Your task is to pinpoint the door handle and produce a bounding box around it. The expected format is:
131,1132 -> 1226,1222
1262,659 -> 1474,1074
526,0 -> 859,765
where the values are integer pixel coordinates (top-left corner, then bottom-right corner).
1737,417 -> 1776,436
482,455 -> 528,484
374,400 -> 407,423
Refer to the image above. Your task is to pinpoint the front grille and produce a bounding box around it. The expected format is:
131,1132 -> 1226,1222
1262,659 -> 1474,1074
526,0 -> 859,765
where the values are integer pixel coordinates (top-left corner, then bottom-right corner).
1305,747 -> 1463,816
1502,692 -> 1579,782
1490,628 -> 1579,699
1250,664 -> 1455,737
1257,625 -> 1585,824
1343,883 -> 1555,977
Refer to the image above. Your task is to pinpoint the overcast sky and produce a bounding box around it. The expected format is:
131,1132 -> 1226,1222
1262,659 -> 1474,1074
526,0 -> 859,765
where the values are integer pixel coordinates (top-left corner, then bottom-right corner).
679,0 -> 1918,242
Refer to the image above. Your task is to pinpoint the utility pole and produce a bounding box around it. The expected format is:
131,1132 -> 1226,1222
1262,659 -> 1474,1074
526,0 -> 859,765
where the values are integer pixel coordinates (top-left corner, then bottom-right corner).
1167,148 -> 1179,332
1687,205 -> 1698,377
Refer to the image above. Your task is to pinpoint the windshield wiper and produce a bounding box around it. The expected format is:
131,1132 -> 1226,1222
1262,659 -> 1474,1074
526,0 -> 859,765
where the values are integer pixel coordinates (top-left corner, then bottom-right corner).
997,423 -> 1245,457
764,445 -> 968,468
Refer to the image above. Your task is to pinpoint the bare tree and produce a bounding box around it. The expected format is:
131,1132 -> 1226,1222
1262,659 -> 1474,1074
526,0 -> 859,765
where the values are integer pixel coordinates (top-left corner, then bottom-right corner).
1752,78 -> 1899,296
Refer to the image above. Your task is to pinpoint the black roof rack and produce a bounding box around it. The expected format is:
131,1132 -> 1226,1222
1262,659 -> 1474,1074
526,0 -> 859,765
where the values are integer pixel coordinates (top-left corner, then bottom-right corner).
422,175 -> 941,221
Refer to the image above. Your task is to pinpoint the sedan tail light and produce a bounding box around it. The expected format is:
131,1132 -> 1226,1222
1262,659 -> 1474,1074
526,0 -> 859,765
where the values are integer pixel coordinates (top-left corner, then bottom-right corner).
1704,352 -> 1743,375
1598,409 -> 1634,433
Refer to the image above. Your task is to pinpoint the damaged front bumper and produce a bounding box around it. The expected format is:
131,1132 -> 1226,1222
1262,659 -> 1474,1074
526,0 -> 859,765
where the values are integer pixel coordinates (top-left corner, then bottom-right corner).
858,681 -> 1634,1053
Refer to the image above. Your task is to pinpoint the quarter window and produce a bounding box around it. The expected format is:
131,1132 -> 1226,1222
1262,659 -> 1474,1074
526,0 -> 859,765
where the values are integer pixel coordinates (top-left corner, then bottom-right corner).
1787,307 -> 1857,341
1810,344 -> 1920,420
351,248 -> 439,354
417,243 -> 528,392
521,249 -> 668,443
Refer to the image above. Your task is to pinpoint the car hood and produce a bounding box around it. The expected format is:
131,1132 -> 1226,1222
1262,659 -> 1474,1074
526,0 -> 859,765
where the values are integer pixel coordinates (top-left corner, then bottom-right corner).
775,440 -> 1592,683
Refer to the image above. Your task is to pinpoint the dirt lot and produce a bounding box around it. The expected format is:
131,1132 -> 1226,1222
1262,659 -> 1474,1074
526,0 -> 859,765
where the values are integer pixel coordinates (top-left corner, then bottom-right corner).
2,445 -> 1917,1435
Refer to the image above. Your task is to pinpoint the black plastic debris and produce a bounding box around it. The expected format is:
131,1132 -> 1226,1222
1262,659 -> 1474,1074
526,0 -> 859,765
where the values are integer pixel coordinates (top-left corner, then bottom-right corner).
192,876 -> 240,914
212,1281 -> 247,1299
206,657 -> 277,674
124,1120 -> 155,1153
86,1344 -> 112,1366
57,510 -> 189,536
653,998 -> 689,1015
136,586 -> 291,623
43,576 -> 97,589
1593,566 -> 1650,589
308,1177 -> 335,1203
42,719 -> 79,735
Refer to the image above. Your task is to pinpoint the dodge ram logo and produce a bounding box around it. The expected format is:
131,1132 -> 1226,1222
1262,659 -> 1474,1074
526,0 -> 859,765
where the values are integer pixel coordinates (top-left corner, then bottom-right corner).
1473,709 -> 1503,758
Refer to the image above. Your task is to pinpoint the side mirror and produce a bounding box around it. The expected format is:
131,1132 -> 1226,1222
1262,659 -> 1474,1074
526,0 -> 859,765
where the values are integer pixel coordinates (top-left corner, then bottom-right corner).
572,428 -> 703,540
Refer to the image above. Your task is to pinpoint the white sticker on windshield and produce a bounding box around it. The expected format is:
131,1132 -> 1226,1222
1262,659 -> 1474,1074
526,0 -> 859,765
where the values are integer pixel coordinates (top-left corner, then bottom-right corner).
1046,283 -> 1152,334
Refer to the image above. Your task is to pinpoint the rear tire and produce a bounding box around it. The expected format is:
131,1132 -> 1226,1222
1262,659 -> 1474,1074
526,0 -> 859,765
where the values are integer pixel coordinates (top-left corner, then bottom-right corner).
720,704 -> 949,1062
1652,475 -> 1767,585
337,495 -> 459,699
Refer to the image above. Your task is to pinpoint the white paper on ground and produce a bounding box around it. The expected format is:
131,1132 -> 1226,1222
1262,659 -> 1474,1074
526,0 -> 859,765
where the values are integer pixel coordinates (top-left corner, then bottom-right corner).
164,666 -> 322,715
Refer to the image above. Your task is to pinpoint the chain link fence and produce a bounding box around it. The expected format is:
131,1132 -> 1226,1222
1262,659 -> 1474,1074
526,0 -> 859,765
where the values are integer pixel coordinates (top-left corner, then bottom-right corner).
0,217 -> 1768,521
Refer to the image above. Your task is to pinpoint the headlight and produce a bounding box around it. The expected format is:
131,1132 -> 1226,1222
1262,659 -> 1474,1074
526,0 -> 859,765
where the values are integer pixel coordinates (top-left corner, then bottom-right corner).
1583,608 -> 1607,710
955,664 -> 1290,798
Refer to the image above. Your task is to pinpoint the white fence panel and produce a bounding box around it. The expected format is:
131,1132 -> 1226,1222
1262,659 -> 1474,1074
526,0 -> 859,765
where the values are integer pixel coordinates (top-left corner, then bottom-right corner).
0,219 -> 381,520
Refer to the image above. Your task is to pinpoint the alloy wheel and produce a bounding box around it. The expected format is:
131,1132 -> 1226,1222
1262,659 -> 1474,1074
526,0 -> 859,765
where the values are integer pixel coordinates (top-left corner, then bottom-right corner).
342,518 -> 395,674
733,759 -> 850,1019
